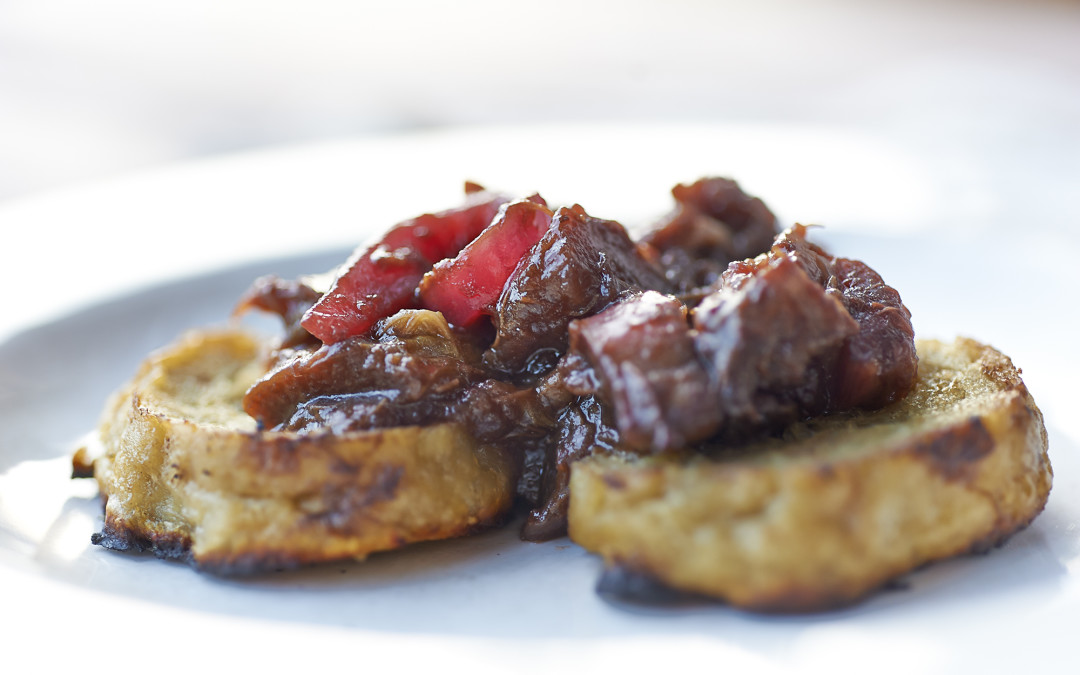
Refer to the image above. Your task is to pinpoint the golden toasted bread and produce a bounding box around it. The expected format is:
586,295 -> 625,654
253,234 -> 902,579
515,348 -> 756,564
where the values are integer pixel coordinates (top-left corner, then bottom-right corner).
567,337 -> 1051,612
84,329 -> 517,574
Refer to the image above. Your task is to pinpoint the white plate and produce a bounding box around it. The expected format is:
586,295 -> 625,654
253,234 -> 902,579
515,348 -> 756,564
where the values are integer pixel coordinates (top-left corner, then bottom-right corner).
1,124 -> 1077,673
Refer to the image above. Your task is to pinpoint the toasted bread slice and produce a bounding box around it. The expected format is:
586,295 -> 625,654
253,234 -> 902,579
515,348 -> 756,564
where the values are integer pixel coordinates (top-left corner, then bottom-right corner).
567,337 -> 1051,611
85,329 -> 517,574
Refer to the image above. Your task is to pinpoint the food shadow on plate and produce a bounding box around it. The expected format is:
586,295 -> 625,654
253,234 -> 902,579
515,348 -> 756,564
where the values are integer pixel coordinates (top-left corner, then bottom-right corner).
32,452 -> 1072,644
574,523 -> 1068,665
13,439 -> 1073,644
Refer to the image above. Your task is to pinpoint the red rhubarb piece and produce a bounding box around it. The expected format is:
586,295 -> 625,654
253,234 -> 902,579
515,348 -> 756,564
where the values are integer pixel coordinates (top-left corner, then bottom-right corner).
419,199 -> 554,327
301,190 -> 508,344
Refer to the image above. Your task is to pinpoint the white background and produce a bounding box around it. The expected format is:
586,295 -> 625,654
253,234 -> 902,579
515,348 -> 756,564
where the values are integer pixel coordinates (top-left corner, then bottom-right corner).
1,0 -> 1078,208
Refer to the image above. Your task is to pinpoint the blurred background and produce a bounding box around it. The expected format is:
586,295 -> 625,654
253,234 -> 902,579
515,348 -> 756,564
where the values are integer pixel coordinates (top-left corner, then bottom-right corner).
2,0 -> 1078,427
2,0 -> 1078,208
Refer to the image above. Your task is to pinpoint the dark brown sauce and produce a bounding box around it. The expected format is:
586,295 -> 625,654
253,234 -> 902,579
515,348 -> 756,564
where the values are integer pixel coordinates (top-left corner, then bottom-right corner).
236,179 -> 917,540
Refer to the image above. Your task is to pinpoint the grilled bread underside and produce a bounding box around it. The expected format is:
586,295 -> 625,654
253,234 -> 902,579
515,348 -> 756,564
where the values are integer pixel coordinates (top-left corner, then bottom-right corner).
567,337 -> 1052,611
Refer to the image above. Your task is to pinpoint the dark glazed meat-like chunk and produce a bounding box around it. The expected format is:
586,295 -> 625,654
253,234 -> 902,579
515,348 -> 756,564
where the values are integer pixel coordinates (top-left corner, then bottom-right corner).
244,336 -> 481,431
484,204 -> 671,374
562,225 -> 918,450
560,291 -> 716,453
245,308 -> 565,451
641,177 -> 778,299
697,224 -> 917,439
244,310 -> 483,429
727,224 -> 920,413
693,255 -> 860,440
282,376 -> 559,444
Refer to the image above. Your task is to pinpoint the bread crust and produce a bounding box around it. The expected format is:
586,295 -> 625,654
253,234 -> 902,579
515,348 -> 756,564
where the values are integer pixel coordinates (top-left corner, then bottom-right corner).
89,330 -> 517,574
567,337 -> 1052,611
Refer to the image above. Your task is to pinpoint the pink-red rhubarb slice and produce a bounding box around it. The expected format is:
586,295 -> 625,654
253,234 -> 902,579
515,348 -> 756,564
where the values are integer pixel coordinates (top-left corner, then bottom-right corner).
419,199 -> 554,328
301,190 -> 508,344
